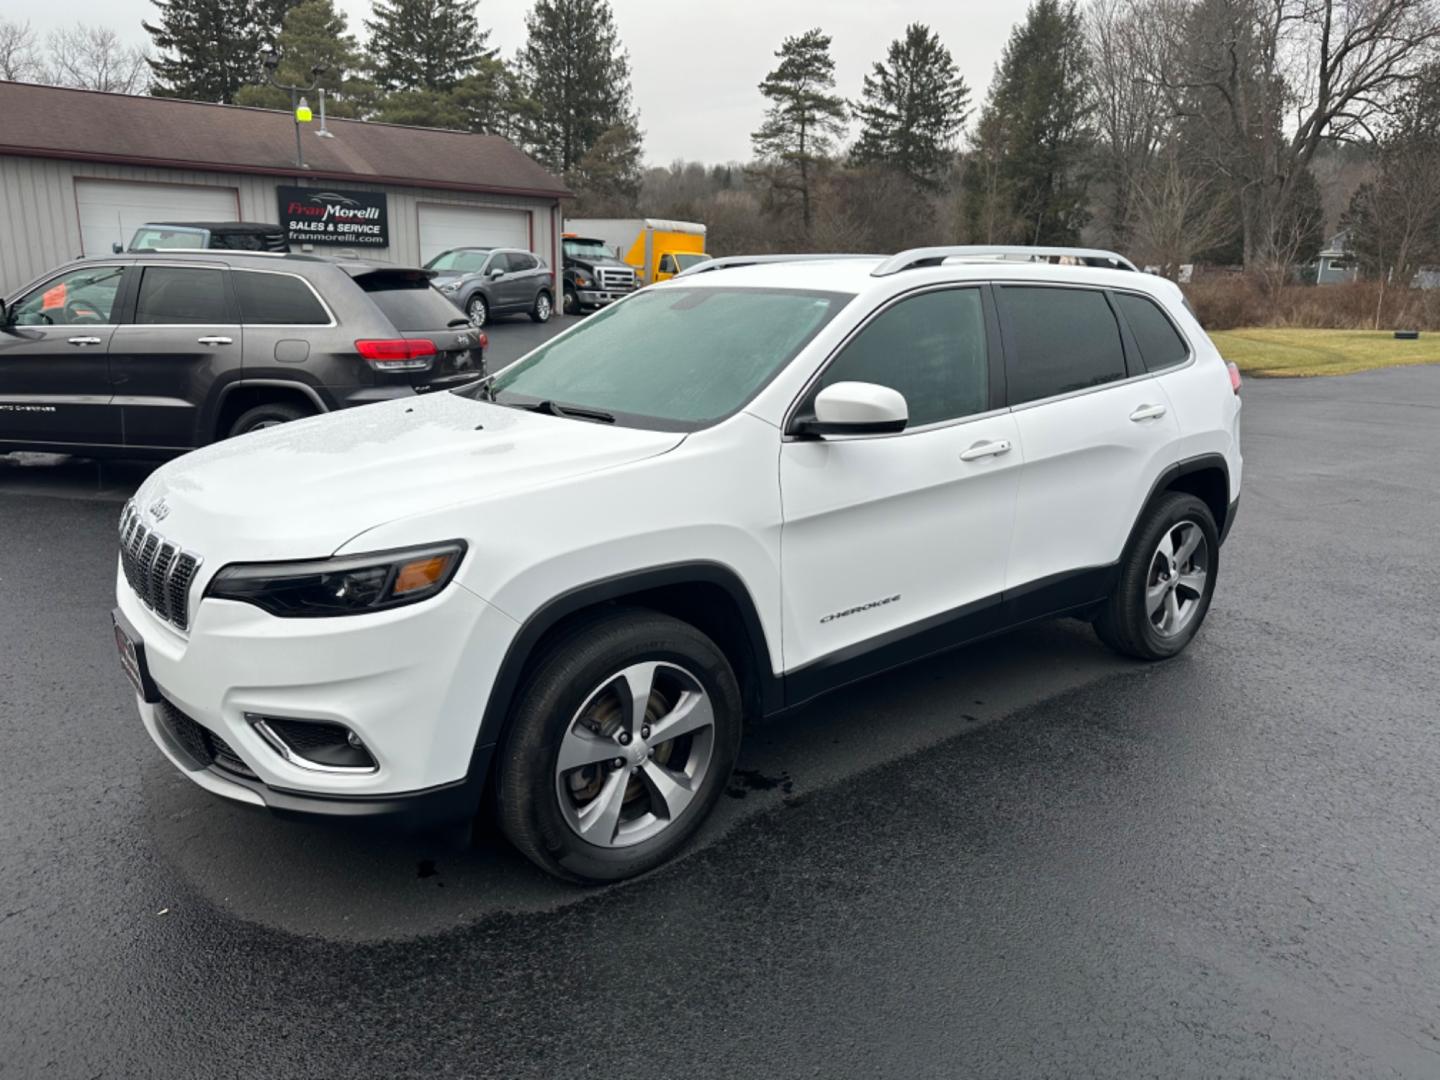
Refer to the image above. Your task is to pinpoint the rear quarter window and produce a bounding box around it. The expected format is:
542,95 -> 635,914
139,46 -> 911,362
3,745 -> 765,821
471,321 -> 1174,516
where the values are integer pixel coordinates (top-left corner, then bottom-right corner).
1113,292 -> 1190,371
356,272 -> 462,331
234,271 -> 328,324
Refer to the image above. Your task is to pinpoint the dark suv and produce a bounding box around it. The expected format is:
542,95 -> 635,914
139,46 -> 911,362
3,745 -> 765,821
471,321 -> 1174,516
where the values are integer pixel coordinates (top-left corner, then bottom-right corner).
0,252 -> 486,457
425,247 -> 554,328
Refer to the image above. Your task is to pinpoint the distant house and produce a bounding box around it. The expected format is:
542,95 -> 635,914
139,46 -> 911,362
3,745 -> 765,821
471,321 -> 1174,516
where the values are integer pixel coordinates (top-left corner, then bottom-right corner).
1315,231 -> 1359,284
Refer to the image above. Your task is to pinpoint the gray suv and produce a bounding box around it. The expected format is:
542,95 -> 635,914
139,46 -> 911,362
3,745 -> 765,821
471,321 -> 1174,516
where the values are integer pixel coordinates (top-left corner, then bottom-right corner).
0,251 -> 486,457
425,247 -> 555,328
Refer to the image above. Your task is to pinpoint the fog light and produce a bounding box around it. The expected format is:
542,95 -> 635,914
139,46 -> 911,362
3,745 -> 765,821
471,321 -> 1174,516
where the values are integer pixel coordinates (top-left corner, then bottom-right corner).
248,714 -> 378,774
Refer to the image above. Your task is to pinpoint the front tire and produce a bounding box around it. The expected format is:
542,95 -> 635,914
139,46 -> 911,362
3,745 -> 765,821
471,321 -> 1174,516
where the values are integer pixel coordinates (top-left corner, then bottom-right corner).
1094,492 -> 1218,660
466,294 -> 488,328
497,610 -> 743,884
563,287 -> 580,316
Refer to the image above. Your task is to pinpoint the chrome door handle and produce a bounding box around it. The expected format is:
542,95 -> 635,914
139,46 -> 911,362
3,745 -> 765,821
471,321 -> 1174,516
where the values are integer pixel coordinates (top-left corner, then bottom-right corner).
67,336 -> 103,347
960,438 -> 1013,462
197,336 -> 233,346
1130,403 -> 1167,422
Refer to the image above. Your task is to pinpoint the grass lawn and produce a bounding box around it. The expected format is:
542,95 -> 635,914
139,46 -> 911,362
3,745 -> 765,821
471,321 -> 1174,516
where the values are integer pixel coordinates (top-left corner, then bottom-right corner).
1207,328 -> 1440,377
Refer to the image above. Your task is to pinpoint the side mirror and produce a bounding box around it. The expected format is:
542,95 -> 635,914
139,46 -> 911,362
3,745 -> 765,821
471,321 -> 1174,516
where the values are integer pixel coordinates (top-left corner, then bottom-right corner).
111,241 -> 123,254
793,382 -> 908,437
489,267 -> 505,279
0,299 -> 10,327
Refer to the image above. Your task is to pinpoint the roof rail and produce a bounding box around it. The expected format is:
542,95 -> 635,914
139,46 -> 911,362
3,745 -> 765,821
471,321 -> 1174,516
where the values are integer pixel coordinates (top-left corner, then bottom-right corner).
675,253 -> 880,278
872,245 -> 1138,277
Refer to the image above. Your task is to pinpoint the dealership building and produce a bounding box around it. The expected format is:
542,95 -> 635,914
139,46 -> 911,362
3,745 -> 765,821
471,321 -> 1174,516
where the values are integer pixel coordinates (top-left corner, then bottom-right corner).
0,81 -> 570,296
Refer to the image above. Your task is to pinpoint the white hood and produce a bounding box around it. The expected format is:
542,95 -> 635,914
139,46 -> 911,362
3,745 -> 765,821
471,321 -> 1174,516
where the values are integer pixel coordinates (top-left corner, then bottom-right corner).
131,392 -> 684,565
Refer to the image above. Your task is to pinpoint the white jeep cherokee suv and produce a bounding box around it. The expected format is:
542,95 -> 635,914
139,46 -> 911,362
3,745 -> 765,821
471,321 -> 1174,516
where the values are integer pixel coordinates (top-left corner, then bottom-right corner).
113,246 -> 1242,883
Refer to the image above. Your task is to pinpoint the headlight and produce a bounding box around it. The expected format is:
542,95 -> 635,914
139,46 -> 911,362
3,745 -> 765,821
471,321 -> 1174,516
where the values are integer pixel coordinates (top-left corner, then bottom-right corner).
205,542 -> 466,617
574,275 -> 591,287
439,282 -> 460,293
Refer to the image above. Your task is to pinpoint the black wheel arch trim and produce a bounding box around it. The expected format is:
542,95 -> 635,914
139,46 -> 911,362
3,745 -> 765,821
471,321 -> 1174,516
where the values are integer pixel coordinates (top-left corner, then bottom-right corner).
209,377 -> 331,440
465,561 -> 780,790
1125,453 -> 1233,557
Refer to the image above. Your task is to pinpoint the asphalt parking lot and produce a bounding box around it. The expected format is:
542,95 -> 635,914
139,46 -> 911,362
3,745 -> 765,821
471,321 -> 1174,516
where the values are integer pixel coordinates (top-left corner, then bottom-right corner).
2,343 -> 1439,1078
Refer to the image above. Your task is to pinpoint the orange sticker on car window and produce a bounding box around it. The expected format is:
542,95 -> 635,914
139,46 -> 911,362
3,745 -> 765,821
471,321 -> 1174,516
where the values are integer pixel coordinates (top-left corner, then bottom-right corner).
42,283 -> 68,309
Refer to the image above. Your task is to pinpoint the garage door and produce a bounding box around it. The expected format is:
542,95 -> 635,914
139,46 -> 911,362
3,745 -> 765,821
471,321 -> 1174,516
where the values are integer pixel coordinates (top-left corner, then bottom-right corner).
75,179 -> 238,256
418,204 -> 529,264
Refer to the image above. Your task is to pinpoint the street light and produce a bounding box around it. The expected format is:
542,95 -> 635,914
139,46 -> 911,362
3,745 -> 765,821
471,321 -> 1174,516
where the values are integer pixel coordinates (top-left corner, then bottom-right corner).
262,50 -> 328,170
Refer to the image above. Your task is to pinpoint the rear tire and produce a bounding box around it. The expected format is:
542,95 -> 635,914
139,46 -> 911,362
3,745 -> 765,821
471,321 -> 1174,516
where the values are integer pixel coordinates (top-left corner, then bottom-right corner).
497,610 -> 743,884
226,402 -> 306,438
1094,492 -> 1218,660
530,290 -> 553,323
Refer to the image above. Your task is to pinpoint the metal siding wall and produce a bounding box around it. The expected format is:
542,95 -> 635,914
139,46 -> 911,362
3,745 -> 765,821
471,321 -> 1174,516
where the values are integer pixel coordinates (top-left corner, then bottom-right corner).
0,153 -> 559,295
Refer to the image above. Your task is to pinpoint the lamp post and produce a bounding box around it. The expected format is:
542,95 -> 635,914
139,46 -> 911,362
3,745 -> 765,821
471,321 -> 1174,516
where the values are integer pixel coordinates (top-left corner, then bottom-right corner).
260,49 -> 327,170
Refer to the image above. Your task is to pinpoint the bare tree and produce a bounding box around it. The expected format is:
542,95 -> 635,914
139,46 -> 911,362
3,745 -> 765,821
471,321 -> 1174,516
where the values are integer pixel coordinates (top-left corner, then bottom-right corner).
0,17 -> 43,81
46,24 -> 150,94
1086,0 -> 1168,246
1141,0 -> 1440,272
1127,141 -> 1236,276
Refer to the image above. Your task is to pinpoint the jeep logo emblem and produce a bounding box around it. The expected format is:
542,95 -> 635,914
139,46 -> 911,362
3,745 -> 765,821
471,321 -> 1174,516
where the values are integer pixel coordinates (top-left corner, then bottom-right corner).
148,497 -> 170,521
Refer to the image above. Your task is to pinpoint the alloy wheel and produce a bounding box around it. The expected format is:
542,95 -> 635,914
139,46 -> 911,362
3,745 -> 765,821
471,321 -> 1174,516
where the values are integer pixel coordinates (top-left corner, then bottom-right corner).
1147,519 -> 1209,637
536,293 -> 552,321
467,296 -> 487,328
554,661 -> 716,849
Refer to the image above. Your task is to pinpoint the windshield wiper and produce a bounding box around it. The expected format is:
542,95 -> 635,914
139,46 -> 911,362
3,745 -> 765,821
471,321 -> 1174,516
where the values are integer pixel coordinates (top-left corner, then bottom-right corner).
518,399 -> 615,424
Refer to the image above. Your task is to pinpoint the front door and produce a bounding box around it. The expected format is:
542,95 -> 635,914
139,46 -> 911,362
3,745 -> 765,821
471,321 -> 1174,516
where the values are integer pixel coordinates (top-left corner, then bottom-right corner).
994,284 -> 1183,590
779,286 -> 1021,689
0,264 -> 129,449
109,264 -> 240,450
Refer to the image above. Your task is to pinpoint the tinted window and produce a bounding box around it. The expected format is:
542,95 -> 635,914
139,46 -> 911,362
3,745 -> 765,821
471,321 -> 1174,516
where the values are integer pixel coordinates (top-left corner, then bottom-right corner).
134,267 -> 229,325
234,272 -> 328,324
11,266 -> 126,326
997,287 -> 1127,404
506,252 -> 537,272
482,287 -> 847,429
359,273 -> 464,331
1114,292 -> 1189,371
815,289 -> 988,428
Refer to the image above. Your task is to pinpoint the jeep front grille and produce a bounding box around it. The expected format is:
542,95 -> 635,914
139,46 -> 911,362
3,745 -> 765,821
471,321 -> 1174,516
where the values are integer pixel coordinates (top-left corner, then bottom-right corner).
119,504 -> 202,631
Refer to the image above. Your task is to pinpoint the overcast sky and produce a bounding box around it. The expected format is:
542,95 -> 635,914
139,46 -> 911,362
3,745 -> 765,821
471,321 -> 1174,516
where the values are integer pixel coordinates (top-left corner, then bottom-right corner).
15,0 -> 1032,164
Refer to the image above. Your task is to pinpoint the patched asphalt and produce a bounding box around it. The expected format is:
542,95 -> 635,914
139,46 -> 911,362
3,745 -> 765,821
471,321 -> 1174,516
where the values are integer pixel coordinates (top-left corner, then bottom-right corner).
2,357 -> 1438,1078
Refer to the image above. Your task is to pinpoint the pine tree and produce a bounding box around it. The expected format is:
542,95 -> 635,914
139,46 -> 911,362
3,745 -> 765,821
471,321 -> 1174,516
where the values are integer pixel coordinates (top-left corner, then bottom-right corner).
851,23 -> 970,190
961,0 -> 1092,244
144,0 -> 267,103
750,28 -> 848,232
364,0 -> 490,94
517,0 -> 640,177
234,0 -> 371,117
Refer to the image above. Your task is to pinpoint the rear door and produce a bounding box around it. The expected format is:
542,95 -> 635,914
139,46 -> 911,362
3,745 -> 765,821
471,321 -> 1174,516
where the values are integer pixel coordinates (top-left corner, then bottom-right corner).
0,264 -> 129,449
109,263 -> 240,450
997,284 -> 1182,593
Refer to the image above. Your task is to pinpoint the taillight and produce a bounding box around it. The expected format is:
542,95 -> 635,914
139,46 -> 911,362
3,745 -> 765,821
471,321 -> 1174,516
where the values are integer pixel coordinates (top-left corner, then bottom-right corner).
1227,361 -> 1242,395
478,332 -> 489,351
356,338 -> 436,371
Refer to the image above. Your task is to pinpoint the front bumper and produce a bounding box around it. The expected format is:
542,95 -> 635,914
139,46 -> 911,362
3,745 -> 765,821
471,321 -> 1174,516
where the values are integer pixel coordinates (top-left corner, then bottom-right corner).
117,566 -> 518,826
576,288 -> 635,308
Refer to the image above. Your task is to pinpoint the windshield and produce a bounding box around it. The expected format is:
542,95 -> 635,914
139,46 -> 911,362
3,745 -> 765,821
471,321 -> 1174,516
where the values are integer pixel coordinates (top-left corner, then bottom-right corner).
472,286 -> 850,430
130,227 -> 207,251
563,239 -> 615,260
673,253 -> 712,271
426,249 -> 492,273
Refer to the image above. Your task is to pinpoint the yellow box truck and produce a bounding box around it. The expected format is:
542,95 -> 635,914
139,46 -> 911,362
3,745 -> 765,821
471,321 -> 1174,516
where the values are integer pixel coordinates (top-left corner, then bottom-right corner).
566,218 -> 709,284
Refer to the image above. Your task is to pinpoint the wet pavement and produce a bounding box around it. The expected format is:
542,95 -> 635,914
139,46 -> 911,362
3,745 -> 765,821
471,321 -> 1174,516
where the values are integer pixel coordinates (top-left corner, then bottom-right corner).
2,361 -> 1438,1078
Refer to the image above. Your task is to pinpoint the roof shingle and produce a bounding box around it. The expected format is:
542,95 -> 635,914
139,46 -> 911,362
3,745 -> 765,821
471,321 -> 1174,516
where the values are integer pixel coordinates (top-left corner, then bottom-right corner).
0,81 -> 570,198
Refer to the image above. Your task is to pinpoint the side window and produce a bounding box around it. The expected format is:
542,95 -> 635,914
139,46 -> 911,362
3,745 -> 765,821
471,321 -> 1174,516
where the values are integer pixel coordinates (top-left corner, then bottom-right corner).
813,288 -> 989,428
233,272 -> 328,325
1113,292 -> 1189,372
658,254 -> 679,275
996,287 -> 1127,405
134,267 -> 230,325
504,252 -> 534,272
11,266 -> 127,326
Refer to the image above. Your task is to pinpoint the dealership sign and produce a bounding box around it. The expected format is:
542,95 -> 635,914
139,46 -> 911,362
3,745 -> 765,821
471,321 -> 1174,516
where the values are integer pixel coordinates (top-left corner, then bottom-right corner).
278,186 -> 389,247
